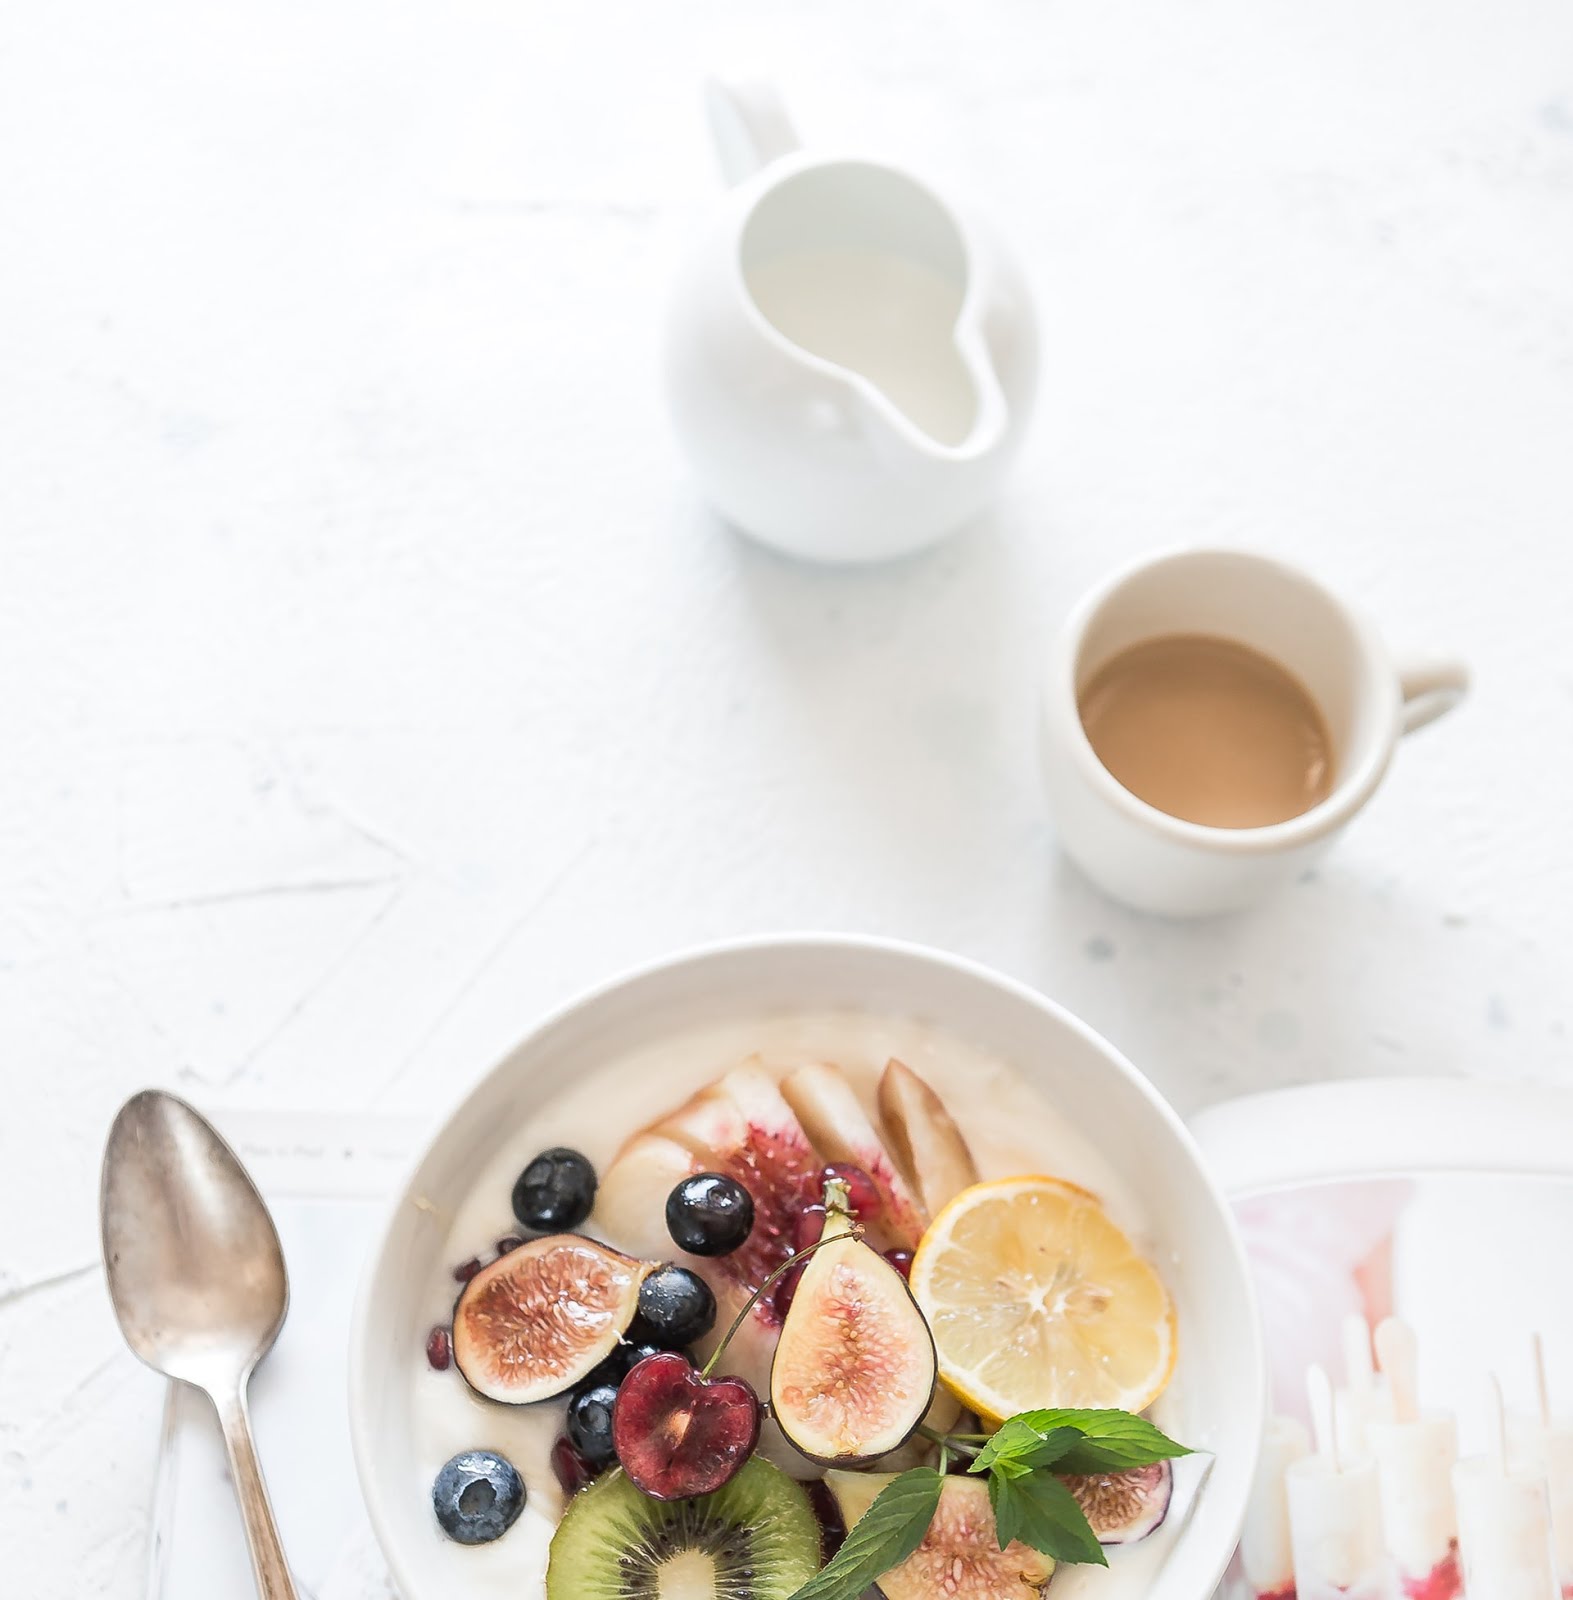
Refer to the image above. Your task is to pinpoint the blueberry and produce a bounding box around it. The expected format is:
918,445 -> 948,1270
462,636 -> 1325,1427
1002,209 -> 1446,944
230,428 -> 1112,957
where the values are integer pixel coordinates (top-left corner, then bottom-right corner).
666,1173 -> 754,1257
579,1349 -> 628,1392
581,1338 -> 681,1393
633,1265 -> 717,1348
511,1147 -> 597,1232
566,1381 -> 620,1470
432,1450 -> 525,1546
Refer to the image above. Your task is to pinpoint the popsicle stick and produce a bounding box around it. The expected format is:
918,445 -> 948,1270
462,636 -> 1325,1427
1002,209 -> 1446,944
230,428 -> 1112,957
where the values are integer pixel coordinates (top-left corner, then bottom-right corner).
1375,1316 -> 1420,1424
1532,1332 -> 1551,1428
1343,1313 -> 1375,1395
1490,1373 -> 1509,1476
1308,1362 -> 1340,1472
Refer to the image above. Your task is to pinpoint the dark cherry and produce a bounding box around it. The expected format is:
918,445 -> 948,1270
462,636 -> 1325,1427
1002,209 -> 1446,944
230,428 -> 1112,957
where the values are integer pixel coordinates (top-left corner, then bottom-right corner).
579,1339 -> 683,1394
822,1162 -> 881,1219
511,1146 -> 597,1232
612,1351 -> 760,1500
884,1248 -> 914,1280
426,1326 -> 452,1371
566,1381 -> 620,1470
453,1257 -> 484,1284
550,1435 -> 595,1497
807,1479 -> 847,1562
633,1264 -> 717,1349
793,1205 -> 827,1252
666,1173 -> 755,1257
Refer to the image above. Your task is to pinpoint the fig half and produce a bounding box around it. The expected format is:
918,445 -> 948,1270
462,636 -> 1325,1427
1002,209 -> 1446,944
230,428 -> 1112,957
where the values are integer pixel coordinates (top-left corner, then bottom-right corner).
825,1471 -> 1055,1599
1065,1459 -> 1173,1544
452,1234 -> 648,1404
769,1181 -> 936,1466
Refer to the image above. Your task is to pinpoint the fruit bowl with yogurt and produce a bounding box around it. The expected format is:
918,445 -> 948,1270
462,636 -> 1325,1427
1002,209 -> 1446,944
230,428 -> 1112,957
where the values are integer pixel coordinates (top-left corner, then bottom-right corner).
349,936 -> 1264,1600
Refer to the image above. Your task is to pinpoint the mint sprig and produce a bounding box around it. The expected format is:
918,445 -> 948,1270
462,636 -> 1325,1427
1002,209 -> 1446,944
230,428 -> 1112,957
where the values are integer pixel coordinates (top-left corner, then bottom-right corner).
787,1408 -> 1190,1600
971,1408 -> 1191,1477
989,1467 -> 1107,1567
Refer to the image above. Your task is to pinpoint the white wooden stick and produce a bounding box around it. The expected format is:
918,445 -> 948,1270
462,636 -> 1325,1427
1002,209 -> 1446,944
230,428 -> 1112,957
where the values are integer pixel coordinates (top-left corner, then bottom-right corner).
1490,1373 -> 1509,1476
1375,1316 -> 1420,1425
1532,1332 -> 1551,1429
1308,1362 -> 1340,1472
1343,1313 -> 1374,1395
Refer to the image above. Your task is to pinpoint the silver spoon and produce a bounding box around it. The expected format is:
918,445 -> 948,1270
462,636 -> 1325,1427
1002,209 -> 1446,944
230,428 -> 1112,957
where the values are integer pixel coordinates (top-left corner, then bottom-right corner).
101,1090 -> 299,1600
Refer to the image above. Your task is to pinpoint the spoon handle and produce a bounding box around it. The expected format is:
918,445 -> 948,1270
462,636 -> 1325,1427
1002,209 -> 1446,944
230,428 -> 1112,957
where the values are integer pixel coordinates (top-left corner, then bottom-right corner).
214,1384 -> 300,1600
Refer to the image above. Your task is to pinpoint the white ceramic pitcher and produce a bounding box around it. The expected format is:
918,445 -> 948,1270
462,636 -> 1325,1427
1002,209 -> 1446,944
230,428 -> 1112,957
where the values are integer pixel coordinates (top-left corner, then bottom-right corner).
664,79 -> 1039,564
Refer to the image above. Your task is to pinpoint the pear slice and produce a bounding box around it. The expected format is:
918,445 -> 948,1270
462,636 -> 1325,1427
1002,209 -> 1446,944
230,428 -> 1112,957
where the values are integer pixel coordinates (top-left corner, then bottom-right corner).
769,1182 -> 936,1466
781,1061 -> 927,1247
878,1057 -> 979,1217
824,1471 -> 1055,1599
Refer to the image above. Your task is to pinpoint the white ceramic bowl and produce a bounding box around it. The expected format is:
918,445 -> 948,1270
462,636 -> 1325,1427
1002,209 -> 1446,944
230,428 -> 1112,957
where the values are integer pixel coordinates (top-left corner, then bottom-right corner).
349,935 -> 1264,1600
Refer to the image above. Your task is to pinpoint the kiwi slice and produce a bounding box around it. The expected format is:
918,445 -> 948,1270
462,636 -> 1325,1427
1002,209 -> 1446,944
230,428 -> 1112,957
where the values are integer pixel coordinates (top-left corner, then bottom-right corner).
545,1457 -> 820,1600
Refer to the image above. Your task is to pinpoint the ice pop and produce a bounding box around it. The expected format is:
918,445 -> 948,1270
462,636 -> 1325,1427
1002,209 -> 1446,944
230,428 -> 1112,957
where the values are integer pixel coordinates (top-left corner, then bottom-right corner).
1454,1377 -> 1557,1600
1511,1336 -> 1573,1600
1288,1365 -> 1387,1600
1336,1312 -> 1396,1459
1240,1415 -> 1311,1599
1367,1318 -> 1461,1600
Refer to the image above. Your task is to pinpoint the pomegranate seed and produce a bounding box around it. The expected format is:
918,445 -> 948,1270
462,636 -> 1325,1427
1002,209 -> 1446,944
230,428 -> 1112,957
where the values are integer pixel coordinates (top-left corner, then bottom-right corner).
884,1248 -> 914,1280
453,1256 -> 484,1283
823,1162 -> 881,1220
551,1435 -> 594,1497
425,1326 -> 452,1370
495,1235 -> 525,1256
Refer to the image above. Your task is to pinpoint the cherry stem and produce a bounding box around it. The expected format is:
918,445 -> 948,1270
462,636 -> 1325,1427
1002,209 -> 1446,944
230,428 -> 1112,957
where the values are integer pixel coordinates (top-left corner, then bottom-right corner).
700,1185 -> 860,1381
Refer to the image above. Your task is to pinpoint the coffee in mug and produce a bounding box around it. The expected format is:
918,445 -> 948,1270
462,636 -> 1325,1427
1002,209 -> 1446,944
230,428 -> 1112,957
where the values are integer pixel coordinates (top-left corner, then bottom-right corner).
1077,634 -> 1334,829
1040,549 -> 1469,916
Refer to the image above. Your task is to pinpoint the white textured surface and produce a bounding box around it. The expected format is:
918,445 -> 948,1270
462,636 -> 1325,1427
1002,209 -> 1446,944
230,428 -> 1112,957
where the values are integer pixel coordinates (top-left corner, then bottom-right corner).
2,0 -> 1571,1592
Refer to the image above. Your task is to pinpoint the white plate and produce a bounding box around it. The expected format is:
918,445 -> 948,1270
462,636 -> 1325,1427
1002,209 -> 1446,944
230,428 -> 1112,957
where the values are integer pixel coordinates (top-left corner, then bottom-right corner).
348,934 -> 1265,1600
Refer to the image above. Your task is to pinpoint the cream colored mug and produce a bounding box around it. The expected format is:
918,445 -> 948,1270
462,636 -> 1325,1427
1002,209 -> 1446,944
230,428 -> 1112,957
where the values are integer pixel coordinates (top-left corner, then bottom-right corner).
1040,549 -> 1469,917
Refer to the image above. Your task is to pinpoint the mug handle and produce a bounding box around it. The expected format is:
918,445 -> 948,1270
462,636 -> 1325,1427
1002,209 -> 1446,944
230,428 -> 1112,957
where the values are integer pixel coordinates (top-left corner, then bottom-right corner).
703,76 -> 800,186
1397,657 -> 1470,734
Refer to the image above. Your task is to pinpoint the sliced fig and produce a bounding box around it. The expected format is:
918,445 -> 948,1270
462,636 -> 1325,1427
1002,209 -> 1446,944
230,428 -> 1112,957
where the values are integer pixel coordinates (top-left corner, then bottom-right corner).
1065,1459 -> 1173,1544
781,1062 -> 927,1247
451,1235 -> 647,1404
878,1057 -> 979,1218
597,1064 -> 824,1403
769,1182 -> 937,1466
825,1471 -> 1055,1599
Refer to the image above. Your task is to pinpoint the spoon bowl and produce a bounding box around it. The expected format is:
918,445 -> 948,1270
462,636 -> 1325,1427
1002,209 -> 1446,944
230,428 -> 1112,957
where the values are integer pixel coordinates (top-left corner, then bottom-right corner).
101,1090 -> 299,1600
102,1090 -> 288,1388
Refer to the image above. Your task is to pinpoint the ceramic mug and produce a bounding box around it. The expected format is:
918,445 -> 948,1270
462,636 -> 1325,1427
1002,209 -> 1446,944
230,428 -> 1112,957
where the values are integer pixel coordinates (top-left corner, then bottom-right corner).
1040,549 -> 1469,917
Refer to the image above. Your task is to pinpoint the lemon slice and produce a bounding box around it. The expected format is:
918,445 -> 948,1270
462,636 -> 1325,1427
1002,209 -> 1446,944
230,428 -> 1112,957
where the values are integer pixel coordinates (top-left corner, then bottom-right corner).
909,1175 -> 1176,1425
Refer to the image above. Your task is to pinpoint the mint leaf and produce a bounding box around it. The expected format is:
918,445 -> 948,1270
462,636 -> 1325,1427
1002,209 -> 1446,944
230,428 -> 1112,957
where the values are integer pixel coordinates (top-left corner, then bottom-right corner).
788,1467 -> 943,1600
968,1422 -> 1083,1477
976,1409 -> 1189,1476
989,1468 -> 1108,1566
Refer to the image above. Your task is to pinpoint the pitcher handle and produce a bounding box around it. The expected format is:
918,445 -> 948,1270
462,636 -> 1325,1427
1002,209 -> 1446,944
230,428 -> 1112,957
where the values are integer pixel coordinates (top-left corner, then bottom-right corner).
1397,657 -> 1470,734
704,76 -> 800,186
